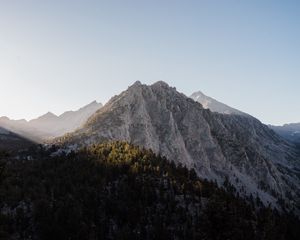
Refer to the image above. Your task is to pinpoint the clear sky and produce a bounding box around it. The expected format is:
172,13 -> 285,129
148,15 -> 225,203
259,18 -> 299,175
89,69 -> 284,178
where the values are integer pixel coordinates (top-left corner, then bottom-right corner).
0,0 -> 299,125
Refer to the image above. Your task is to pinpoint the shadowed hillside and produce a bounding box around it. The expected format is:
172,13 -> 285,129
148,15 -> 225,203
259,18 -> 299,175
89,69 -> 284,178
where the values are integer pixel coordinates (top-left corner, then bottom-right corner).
0,142 -> 299,239
0,127 -> 35,152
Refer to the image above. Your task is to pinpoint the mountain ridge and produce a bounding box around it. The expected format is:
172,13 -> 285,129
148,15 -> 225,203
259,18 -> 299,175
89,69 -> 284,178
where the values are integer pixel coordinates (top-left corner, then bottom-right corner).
58,81 -> 300,212
269,123 -> 300,143
189,90 -> 300,144
190,90 -> 248,116
0,101 -> 103,141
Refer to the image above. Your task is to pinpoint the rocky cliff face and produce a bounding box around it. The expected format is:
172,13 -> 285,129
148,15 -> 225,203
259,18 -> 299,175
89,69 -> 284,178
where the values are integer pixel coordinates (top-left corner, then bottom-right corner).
60,81 -> 300,211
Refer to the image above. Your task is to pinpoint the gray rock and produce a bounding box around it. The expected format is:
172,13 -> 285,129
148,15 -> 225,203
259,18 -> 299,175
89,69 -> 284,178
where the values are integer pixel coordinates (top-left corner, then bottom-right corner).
60,81 -> 300,212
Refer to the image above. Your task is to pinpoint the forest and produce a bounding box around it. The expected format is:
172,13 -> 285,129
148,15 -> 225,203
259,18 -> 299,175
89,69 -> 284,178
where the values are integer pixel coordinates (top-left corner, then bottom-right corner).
0,142 -> 299,240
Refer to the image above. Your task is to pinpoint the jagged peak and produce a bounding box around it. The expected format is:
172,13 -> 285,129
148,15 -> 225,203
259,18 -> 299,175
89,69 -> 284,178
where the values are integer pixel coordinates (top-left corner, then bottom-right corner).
126,81 -> 144,92
151,80 -> 170,88
31,112 -> 58,122
58,101 -> 102,118
44,112 -> 57,117
98,80 -> 187,117
89,100 -> 97,105
191,90 -> 206,97
133,80 -> 142,86
77,101 -> 102,112
84,100 -> 102,108
127,80 -> 172,92
121,80 -> 182,101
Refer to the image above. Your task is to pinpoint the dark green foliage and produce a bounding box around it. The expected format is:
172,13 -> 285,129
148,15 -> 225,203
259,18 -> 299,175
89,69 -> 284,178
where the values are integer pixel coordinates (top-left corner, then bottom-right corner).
0,141 -> 299,239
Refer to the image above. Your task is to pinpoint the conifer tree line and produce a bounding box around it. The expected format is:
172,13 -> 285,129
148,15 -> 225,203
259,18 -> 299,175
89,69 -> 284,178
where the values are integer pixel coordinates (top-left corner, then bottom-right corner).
0,142 -> 299,240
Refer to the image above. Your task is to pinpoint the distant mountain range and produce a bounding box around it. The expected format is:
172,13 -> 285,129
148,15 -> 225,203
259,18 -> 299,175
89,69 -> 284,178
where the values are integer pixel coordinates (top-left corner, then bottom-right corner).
269,123 -> 300,143
0,101 -> 102,142
56,81 -> 299,212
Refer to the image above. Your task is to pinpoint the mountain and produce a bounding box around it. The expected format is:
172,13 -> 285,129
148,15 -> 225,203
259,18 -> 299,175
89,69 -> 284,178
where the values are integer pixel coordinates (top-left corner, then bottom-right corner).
0,127 -> 34,151
190,91 -> 247,116
0,101 -> 102,142
190,91 -> 300,144
58,81 -> 300,212
269,123 -> 300,143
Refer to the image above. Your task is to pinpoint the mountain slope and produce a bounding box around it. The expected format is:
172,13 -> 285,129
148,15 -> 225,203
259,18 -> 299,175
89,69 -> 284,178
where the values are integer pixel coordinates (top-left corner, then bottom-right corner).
0,127 -> 34,151
0,101 -> 102,141
59,81 -> 300,211
269,123 -> 300,143
190,91 -> 247,116
2,142 -> 299,239
190,90 -> 300,144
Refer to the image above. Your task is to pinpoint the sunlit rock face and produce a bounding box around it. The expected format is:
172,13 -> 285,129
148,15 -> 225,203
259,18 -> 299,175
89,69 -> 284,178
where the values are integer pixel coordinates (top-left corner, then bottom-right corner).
190,91 -> 248,116
61,81 -> 300,212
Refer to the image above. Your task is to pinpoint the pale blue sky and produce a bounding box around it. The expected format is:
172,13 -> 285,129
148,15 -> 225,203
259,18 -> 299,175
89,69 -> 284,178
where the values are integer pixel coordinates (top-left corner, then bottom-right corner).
0,0 -> 299,125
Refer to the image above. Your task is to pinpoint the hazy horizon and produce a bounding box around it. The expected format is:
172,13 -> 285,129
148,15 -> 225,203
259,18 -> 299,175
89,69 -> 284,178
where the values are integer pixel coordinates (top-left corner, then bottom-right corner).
1,0 -> 299,125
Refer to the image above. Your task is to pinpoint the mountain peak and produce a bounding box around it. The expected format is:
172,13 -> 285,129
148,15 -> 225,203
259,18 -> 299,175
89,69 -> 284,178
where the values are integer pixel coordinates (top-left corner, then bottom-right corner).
122,80 -> 181,104
128,81 -> 172,92
84,100 -> 102,108
128,80 -> 144,90
43,112 -> 58,118
191,90 -> 205,97
89,100 -> 98,105
190,91 -> 247,116
133,80 -> 142,86
28,112 -> 58,124
152,80 -> 170,88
